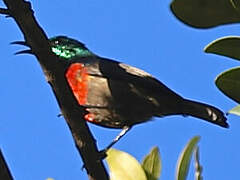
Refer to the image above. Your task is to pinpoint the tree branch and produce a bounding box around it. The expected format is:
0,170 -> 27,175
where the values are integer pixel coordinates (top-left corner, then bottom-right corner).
0,8 -> 9,15
1,0 -> 109,179
0,149 -> 13,180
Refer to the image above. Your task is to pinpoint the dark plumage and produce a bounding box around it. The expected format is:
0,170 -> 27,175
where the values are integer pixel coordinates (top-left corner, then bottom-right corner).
49,36 -> 228,150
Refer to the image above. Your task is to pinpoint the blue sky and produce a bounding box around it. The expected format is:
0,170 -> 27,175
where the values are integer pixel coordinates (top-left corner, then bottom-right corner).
0,0 -> 239,179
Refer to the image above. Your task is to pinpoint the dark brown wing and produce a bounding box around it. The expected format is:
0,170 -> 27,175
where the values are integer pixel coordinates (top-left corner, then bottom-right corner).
97,57 -> 183,100
87,57 -> 186,117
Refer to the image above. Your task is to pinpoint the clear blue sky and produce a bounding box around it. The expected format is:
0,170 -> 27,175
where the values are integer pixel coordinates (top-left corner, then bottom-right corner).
0,0 -> 239,179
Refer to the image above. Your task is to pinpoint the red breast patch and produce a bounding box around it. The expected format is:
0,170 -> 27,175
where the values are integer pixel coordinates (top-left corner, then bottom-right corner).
65,63 -> 88,105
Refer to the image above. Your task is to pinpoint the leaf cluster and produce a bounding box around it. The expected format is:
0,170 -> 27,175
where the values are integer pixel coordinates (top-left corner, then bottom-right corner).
106,136 -> 201,180
171,0 -> 240,116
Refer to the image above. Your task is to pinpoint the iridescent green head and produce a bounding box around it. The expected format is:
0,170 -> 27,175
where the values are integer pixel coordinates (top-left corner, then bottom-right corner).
49,36 -> 94,59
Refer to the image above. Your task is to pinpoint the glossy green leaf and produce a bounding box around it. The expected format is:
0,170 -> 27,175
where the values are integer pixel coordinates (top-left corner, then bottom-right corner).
106,148 -> 147,180
205,36 -> 240,61
230,0 -> 240,11
228,105 -> 240,116
176,136 -> 200,180
170,0 -> 240,28
141,147 -> 161,180
215,67 -> 240,104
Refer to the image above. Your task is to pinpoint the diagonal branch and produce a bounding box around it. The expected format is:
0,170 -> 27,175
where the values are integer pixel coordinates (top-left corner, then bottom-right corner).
0,0 -> 109,179
0,149 -> 13,180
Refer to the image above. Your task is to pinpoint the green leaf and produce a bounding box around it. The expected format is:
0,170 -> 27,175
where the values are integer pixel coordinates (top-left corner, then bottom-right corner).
205,36 -> 240,61
141,147 -> 161,180
215,67 -> 240,104
228,105 -> 240,116
106,148 -> 147,180
230,0 -> 240,11
170,0 -> 240,28
194,147 -> 203,180
176,136 -> 200,180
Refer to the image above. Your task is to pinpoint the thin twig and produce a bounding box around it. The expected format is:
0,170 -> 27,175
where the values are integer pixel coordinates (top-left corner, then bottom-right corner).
0,7 -> 9,15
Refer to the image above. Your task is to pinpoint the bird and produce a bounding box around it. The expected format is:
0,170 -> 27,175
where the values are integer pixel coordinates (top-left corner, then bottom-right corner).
13,36 -> 229,150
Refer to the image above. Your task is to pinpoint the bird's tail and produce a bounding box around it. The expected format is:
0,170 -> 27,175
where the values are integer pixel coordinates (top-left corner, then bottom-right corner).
182,99 -> 228,128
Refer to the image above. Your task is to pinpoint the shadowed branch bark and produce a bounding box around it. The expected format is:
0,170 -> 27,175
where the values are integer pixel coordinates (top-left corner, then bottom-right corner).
0,0 -> 109,179
0,149 -> 13,180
